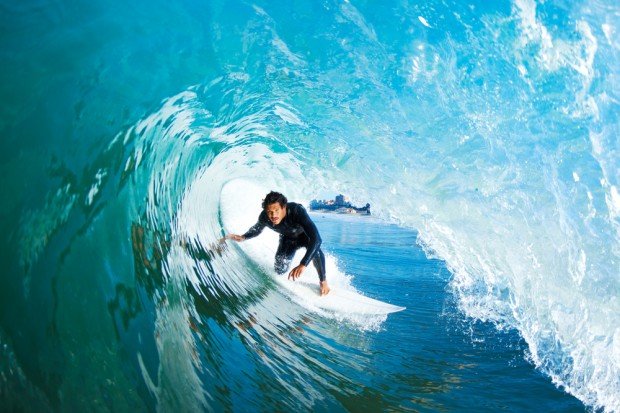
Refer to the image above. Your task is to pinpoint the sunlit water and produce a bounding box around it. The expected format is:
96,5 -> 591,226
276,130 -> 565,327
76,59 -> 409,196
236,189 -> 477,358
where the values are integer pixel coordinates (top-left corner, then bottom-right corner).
1,0 -> 618,411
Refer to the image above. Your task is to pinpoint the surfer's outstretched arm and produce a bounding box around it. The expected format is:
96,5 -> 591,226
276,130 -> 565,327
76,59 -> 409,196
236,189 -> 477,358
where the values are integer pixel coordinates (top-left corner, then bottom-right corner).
227,212 -> 267,242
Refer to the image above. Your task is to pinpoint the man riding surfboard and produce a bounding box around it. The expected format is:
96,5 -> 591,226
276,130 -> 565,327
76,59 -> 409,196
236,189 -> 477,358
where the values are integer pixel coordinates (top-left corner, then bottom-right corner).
227,191 -> 330,296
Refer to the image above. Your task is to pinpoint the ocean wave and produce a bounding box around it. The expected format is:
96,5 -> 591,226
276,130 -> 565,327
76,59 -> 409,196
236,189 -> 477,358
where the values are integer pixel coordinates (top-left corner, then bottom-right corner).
114,68 -> 619,409
6,0 -> 619,410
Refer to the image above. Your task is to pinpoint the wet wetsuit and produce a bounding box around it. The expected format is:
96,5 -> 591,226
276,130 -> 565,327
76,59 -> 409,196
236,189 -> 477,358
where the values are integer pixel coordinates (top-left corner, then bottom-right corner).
242,202 -> 326,282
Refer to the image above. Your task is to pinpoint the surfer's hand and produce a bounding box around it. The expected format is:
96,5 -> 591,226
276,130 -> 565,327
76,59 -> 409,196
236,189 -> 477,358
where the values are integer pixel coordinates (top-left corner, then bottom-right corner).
288,264 -> 306,281
226,234 -> 244,242
320,281 -> 330,296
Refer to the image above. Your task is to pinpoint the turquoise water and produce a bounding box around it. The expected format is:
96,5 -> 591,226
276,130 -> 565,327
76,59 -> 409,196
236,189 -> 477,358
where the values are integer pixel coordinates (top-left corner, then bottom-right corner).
1,0 -> 618,411
312,214 -> 584,412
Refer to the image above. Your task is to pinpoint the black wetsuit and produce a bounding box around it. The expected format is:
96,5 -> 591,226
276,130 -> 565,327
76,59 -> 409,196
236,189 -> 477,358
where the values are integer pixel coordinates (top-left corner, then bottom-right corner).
242,202 -> 326,282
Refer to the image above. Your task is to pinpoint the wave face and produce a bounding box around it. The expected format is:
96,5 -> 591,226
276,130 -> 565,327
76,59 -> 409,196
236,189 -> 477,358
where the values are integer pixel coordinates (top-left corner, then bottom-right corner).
1,0 -> 618,411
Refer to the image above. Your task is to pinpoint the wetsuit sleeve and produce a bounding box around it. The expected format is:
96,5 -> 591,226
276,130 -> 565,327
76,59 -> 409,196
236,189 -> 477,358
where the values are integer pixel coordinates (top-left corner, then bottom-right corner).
242,212 -> 267,240
296,205 -> 322,267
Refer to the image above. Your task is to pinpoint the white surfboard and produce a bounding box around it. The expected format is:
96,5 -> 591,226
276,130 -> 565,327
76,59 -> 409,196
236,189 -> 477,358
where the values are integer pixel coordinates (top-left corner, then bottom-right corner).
274,276 -> 406,315
220,179 -> 406,316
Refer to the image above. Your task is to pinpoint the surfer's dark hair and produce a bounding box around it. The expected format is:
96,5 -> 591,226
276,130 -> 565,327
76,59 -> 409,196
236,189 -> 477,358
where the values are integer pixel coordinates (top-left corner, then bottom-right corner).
262,191 -> 287,209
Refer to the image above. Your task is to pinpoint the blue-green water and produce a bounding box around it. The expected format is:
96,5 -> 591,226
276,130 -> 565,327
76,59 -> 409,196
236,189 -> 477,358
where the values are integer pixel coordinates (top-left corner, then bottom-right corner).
1,0 -> 618,411
313,214 -> 584,412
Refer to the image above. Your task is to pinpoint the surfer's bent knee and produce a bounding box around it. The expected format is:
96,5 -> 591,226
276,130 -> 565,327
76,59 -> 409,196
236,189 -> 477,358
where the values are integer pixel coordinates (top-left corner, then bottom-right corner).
274,257 -> 291,274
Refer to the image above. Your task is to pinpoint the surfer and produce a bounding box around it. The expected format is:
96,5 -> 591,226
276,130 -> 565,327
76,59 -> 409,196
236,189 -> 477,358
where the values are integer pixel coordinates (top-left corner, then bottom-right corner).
226,191 -> 331,296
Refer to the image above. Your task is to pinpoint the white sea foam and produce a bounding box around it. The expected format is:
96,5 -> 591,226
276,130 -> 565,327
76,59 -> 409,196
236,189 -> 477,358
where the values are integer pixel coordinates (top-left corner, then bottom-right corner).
513,0 -> 598,119
85,169 -> 107,206
418,16 -> 431,28
274,104 -> 304,126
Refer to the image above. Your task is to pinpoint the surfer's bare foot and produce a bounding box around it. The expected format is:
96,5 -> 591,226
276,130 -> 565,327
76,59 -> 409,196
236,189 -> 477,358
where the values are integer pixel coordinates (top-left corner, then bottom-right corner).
320,281 -> 330,296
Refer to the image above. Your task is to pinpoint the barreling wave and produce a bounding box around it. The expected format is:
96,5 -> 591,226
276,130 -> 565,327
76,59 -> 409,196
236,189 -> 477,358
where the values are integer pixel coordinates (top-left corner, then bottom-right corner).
8,0 -> 619,411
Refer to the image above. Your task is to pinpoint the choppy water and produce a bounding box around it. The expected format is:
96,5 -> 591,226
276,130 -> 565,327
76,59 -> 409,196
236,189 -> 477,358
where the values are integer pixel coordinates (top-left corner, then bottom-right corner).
1,0 -> 618,411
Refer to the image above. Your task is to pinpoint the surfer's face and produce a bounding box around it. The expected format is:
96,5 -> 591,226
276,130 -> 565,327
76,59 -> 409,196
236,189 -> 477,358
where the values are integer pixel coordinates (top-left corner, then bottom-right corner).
265,202 -> 286,225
